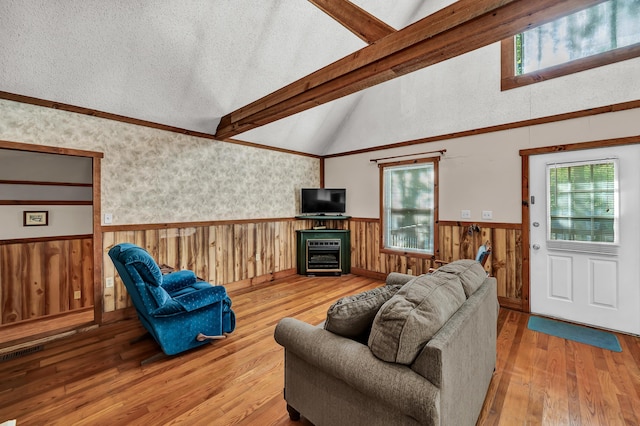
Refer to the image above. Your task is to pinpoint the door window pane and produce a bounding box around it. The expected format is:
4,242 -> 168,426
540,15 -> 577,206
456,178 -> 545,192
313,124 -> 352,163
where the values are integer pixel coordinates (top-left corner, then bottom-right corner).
548,160 -> 617,243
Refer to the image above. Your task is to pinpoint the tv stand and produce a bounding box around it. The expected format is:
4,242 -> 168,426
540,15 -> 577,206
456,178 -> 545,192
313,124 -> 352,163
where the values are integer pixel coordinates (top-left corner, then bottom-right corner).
295,215 -> 351,221
295,215 -> 351,232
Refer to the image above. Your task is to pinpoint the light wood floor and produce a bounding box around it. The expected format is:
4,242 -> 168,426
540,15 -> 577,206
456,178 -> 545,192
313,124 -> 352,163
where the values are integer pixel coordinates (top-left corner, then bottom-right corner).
1,274 -> 639,425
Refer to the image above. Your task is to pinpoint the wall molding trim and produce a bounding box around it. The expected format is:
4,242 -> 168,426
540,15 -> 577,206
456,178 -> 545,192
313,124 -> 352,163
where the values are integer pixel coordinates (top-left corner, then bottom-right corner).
101,217 -> 300,232
0,139 -> 103,158
0,233 -> 92,246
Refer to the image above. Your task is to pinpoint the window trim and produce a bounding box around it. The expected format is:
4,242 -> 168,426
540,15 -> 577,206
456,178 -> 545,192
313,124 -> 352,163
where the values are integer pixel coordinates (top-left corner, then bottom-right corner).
501,36 -> 640,91
378,157 -> 439,259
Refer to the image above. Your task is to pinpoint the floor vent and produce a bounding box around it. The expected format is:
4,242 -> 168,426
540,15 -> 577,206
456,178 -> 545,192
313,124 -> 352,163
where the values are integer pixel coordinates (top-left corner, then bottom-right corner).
1,345 -> 44,362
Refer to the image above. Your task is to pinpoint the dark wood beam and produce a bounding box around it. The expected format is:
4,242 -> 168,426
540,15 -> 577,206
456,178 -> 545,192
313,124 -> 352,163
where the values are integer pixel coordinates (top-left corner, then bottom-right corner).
215,0 -> 606,140
308,0 -> 395,44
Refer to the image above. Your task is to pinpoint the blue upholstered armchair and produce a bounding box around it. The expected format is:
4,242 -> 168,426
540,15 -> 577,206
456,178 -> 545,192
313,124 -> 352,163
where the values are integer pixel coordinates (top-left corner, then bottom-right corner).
108,243 -> 235,361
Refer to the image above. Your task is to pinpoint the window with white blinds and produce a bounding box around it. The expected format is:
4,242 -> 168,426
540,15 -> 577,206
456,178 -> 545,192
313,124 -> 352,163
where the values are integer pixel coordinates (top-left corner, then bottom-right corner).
547,159 -> 618,250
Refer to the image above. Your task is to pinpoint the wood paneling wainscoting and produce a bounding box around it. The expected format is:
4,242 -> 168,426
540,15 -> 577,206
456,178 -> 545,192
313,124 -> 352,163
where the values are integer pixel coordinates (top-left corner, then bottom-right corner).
0,236 -> 95,347
326,218 -> 524,310
101,217 -> 524,320
439,220 -> 523,310
101,219 -> 316,320
0,236 -> 94,325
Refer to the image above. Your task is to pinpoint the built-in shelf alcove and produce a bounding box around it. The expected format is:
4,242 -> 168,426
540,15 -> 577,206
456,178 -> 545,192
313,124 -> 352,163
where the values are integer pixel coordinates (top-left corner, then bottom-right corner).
0,140 -> 103,347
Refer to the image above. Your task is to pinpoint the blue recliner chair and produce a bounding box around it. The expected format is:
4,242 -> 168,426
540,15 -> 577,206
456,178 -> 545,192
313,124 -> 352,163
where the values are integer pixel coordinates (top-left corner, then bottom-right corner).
108,243 -> 235,362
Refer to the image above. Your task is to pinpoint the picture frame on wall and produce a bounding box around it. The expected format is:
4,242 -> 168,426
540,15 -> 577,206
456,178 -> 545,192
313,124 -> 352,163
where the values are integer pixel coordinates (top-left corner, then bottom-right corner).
23,210 -> 49,226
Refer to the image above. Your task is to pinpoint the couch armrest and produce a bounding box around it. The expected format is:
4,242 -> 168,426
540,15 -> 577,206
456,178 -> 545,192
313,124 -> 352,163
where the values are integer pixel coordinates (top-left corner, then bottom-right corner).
274,317 -> 439,424
412,277 -> 498,426
161,270 -> 197,293
385,272 -> 415,287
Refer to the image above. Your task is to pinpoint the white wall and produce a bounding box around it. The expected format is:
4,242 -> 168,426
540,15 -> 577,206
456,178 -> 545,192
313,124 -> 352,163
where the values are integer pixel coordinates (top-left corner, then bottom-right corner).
319,42 -> 640,155
325,108 -> 640,223
0,149 -> 92,183
0,205 -> 93,239
240,40 -> 640,156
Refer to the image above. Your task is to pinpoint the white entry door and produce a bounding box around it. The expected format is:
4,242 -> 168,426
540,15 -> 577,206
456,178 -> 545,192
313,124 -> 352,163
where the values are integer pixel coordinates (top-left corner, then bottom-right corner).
530,146 -> 640,335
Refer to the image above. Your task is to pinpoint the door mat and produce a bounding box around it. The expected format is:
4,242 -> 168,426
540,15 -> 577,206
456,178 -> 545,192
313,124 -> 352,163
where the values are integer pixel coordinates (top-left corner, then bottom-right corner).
528,316 -> 622,352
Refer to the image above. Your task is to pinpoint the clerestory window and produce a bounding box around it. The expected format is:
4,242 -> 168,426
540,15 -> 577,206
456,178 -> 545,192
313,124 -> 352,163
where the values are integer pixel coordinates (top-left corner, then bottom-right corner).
502,0 -> 640,90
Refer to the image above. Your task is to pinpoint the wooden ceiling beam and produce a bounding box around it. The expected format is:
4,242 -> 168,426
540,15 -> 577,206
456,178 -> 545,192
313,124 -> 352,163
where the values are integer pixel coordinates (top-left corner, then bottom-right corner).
215,0 -> 606,140
308,0 -> 396,44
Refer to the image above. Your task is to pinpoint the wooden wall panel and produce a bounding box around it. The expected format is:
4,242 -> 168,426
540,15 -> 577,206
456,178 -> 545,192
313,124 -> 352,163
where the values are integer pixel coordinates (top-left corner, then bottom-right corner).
113,231 -> 134,311
81,237 -> 93,307
0,237 -> 94,325
102,219 -> 307,313
45,240 -> 62,315
102,232 -> 115,313
348,219 -> 523,306
100,218 -> 525,315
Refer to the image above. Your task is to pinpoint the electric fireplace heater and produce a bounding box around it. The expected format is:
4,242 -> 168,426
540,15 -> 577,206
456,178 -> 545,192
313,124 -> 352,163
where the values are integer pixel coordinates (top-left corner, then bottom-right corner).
306,239 -> 341,273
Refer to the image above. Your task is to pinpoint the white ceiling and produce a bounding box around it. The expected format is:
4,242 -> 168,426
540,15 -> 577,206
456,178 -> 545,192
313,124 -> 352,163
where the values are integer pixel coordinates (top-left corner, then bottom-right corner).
3,1 -> 636,156
0,0 -> 459,156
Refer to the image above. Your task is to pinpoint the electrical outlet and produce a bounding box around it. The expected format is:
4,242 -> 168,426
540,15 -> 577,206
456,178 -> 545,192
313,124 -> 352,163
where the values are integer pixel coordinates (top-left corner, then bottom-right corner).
104,213 -> 113,224
106,277 -> 114,288
74,290 -> 81,300
407,268 -> 413,275
482,210 -> 493,220
461,210 -> 471,219
255,253 -> 261,262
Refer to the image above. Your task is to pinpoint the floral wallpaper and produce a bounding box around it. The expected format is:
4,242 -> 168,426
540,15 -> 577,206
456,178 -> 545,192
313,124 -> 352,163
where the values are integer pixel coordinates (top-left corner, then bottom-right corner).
0,99 -> 320,224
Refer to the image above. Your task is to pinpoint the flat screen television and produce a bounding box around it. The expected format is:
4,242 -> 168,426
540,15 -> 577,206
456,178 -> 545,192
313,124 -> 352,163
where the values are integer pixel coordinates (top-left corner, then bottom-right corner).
301,188 -> 346,215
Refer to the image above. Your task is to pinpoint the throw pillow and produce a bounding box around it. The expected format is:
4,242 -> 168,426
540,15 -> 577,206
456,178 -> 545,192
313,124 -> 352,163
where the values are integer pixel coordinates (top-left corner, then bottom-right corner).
368,273 -> 466,364
324,284 -> 404,339
432,259 -> 487,298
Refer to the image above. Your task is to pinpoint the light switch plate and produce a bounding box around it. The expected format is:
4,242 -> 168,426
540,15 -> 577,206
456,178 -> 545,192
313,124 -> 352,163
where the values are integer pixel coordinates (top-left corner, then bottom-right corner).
104,213 -> 113,224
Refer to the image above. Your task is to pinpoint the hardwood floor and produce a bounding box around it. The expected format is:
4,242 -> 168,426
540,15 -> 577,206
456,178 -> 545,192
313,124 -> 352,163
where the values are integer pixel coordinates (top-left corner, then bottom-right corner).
0,274 -> 639,425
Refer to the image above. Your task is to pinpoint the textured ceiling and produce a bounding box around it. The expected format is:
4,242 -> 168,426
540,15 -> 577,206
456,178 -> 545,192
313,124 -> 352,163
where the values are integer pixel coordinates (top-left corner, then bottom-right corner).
0,0 -> 452,155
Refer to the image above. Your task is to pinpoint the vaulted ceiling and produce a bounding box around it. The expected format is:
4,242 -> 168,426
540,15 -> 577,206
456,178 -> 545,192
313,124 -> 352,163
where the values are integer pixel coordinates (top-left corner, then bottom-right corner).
0,0 -> 606,156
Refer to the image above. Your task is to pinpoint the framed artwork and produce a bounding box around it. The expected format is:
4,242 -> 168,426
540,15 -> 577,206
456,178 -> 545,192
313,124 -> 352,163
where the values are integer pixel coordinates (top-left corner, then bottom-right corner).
23,210 -> 49,226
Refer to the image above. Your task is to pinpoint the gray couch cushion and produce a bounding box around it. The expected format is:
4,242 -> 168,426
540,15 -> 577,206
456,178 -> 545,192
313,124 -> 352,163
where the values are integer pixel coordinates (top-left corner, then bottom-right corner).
385,272 -> 415,287
368,273 -> 466,364
325,285 -> 403,339
432,259 -> 487,298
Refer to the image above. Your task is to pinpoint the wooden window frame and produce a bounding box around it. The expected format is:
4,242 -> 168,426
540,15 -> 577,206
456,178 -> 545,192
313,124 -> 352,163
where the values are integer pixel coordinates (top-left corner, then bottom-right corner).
501,36 -> 640,91
379,157 -> 439,259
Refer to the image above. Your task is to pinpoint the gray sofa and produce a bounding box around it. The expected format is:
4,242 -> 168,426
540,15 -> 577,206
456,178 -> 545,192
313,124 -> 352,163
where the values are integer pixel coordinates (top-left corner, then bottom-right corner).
274,260 -> 498,426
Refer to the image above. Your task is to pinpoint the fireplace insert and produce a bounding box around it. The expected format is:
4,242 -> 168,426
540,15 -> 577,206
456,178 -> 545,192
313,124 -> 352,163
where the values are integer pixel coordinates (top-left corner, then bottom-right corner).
306,239 -> 341,274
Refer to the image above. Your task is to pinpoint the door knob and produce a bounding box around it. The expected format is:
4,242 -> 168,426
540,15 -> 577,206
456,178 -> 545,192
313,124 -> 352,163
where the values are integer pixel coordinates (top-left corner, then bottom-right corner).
532,244 -> 540,250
